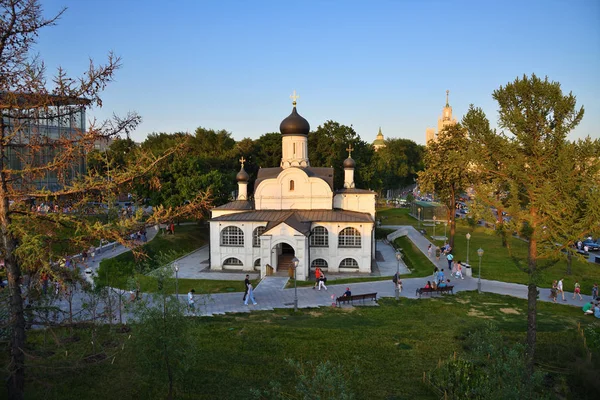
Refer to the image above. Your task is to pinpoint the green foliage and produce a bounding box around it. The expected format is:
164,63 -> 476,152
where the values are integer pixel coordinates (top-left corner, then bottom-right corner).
251,359 -> 357,400
308,121 -> 371,190
465,73 -> 600,368
130,266 -> 197,399
392,236 -> 431,277
95,225 -> 208,289
418,123 -> 471,247
10,292 -> 600,399
585,323 -> 600,353
372,139 -> 424,193
429,323 -> 550,400
375,227 -> 395,240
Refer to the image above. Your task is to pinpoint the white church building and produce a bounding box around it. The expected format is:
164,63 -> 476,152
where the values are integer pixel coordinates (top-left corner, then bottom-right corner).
209,96 -> 376,281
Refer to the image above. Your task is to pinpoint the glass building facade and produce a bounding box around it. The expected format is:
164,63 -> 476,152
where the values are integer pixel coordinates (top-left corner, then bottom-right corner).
1,94 -> 88,192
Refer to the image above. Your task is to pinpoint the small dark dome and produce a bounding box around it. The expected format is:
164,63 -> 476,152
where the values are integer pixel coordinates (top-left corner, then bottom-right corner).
280,106 -> 310,136
236,167 -> 249,182
343,157 -> 356,168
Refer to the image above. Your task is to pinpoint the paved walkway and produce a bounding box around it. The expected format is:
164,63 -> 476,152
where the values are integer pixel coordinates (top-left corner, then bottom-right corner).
39,225 -> 595,321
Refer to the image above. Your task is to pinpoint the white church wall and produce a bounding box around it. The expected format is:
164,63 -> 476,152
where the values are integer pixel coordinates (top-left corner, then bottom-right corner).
307,222 -> 373,274
281,135 -> 309,168
209,221 -> 267,271
333,193 -> 376,219
254,168 -> 333,210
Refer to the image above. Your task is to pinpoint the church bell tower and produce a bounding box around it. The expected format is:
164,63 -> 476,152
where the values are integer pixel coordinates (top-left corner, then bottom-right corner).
280,91 -> 310,169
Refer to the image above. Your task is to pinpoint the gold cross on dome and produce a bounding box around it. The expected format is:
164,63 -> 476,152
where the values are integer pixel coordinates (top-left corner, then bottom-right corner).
346,144 -> 354,158
239,156 -> 246,168
290,90 -> 299,106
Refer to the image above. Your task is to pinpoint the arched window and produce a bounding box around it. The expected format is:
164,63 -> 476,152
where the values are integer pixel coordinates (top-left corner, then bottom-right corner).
254,258 -> 261,267
223,257 -> 243,266
310,226 -> 329,247
338,227 -> 361,248
289,180 -> 295,191
311,259 -> 328,269
221,226 -> 244,246
253,226 -> 266,247
339,258 -> 358,268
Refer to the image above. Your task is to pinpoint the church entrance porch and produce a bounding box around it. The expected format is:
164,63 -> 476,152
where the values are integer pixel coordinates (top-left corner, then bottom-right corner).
273,243 -> 296,277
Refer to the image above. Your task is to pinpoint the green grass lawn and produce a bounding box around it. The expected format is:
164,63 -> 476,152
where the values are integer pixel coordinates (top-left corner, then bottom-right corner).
8,292 -> 599,399
96,224 -> 209,290
378,208 -> 600,295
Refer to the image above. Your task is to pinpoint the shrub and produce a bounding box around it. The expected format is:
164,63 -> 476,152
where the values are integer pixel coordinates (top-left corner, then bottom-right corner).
429,323 -> 550,400
251,359 -> 357,400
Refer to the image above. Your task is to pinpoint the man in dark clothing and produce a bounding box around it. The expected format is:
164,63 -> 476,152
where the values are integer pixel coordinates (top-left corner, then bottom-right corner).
243,275 -> 250,302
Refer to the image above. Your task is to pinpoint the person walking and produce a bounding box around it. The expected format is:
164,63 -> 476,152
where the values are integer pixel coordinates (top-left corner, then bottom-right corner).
427,244 -> 433,258
89,245 -> 96,262
550,280 -> 558,303
454,262 -> 464,280
243,274 -> 250,303
392,272 -> 402,293
446,252 -> 454,270
244,282 -> 257,305
318,273 -> 328,291
573,281 -> 583,301
558,278 -> 566,302
438,269 -> 445,285
187,289 -> 196,315
313,267 -> 322,289
592,283 -> 598,301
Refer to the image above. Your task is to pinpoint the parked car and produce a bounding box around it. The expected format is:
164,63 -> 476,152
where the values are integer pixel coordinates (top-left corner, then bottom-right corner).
582,239 -> 600,251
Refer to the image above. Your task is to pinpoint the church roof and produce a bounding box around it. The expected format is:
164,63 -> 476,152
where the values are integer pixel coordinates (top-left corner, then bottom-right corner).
213,200 -> 255,210
211,209 -> 373,236
372,127 -> 385,146
280,105 -> 310,136
265,212 -> 312,236
335,188 -> 377,194
255,167 -> 334,190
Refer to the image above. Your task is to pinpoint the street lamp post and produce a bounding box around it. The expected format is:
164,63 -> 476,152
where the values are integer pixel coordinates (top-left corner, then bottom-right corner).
395,251 -> 402,300
477,248 -> 484,293
292,257 -> 299,312
433,215 -> 437,238
173,262 -> 179,298
466,233 -> 471,265
418,208 -> 421,228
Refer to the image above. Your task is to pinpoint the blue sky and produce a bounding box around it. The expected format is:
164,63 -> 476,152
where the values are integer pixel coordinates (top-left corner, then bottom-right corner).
37,0 -> 600,145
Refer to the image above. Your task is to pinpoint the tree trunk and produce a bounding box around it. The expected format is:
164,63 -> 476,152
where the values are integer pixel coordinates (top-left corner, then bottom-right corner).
448,187 -> 456,249
526,236 -> 538,374
5,256 -> 26,400
566,251 -> 572,275
1,158 -> 26,399
163,297 -> 174,400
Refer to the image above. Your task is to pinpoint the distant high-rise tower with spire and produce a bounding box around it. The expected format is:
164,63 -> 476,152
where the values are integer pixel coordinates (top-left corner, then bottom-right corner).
426,90 -> 457,145
372,127 -> 386,151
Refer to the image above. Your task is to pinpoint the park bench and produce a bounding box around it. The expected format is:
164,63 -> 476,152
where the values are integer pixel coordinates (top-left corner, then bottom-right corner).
336,292 -> 377,306
419,229 -> 427,236
415,286 -> 454,298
